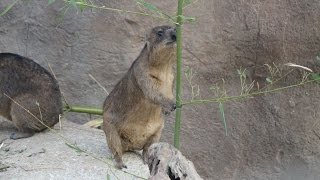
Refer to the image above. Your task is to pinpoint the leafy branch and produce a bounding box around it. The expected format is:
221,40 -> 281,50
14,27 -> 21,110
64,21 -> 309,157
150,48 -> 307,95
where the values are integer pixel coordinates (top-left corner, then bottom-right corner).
182,62 -> 320,107
182,78 -> 318,106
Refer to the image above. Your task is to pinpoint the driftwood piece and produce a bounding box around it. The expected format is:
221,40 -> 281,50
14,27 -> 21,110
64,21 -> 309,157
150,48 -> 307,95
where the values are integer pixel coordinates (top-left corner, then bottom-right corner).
147,142 -> 203,180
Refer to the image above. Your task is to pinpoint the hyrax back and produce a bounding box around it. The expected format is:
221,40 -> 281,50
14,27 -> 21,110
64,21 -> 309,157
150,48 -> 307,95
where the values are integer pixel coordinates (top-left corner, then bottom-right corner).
103,25 -> 177,169
0,53 -> 62,139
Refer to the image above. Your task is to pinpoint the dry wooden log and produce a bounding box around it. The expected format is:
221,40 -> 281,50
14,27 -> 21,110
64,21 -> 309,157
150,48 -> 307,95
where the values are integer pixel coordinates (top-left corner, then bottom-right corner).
147,142 -> 203,180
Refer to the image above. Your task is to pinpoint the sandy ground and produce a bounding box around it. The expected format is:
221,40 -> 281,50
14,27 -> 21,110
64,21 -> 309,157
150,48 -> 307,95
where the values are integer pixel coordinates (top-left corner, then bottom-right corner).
0,119 -> 149,180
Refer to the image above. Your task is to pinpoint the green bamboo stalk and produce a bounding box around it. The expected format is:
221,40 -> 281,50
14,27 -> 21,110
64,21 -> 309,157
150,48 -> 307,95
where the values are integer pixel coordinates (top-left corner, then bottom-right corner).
65,105 -> 103,115
174,0 -> 184,149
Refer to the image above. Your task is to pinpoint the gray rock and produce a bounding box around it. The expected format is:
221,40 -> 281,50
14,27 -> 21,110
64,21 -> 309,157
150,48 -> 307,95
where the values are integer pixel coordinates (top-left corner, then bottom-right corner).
0,119 -> 149,180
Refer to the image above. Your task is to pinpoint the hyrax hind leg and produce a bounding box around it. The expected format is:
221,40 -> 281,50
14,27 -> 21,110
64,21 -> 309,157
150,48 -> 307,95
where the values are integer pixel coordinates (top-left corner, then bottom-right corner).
103,120 -> 127,169
9,94 -> 42,139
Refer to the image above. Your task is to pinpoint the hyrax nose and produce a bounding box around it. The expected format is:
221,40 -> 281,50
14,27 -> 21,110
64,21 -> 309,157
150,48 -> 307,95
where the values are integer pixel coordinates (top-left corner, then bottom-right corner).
169,28 -> 176,41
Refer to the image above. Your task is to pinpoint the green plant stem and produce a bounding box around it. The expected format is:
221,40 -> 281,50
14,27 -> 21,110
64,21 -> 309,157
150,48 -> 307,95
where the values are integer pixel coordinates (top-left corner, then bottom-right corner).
174,0 -> 184,149
182,79 -> 317,106
260,69 -> 294,91
65,105 -> 103,115
63,0 -> 171,21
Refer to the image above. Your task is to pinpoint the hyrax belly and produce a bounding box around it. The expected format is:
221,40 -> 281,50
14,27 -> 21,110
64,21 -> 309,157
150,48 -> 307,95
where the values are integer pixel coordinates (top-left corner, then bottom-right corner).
119,100 -> 164,151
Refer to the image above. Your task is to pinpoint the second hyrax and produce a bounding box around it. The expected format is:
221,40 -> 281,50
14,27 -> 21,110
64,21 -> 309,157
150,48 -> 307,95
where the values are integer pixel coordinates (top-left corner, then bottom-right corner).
0,53 -> 62,139
103,25 -> 177,169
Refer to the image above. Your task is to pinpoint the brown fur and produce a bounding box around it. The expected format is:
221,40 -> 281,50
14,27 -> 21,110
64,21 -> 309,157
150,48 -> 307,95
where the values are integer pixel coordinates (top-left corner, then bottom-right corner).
0,53 -> 62,139
102,26 -> 177,169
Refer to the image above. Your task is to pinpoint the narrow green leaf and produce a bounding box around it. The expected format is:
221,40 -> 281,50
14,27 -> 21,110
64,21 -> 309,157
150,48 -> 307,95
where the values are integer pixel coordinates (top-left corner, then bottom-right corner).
266,77 -> 272,84
237,69 -> 241,75
219,102 -> 228,136
65,142 -> 85,153
78,0 -> 87,12
185,66 -> 191,77
182,0 -> 191,7
180,15 -> 196,23
69,0 -> 78,9
136,0 -> 158,12
0,0 -> 18,17
310,73 -> 320,82
48,0 -> 56,5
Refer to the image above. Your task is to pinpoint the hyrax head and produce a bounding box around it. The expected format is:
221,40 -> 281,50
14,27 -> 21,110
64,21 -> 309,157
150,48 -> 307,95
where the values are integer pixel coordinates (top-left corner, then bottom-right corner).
146,25 -> 177,63
147,26 -> 177,49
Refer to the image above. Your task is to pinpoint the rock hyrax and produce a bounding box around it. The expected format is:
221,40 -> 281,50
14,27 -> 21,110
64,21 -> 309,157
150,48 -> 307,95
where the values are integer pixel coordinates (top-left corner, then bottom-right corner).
103,25 -> 177,169
0,53 -> 62,139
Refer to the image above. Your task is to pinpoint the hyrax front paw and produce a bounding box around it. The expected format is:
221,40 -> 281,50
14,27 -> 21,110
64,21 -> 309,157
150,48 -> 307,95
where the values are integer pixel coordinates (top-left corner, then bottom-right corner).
115,162 -> 127,169
162,102 -> 176,115
114,158 -> 127,169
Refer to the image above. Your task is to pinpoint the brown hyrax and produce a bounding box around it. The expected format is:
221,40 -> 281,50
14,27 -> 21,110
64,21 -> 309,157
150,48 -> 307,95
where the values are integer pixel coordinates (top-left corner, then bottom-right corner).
102,25 -> 177,169
0,53 -> 62,139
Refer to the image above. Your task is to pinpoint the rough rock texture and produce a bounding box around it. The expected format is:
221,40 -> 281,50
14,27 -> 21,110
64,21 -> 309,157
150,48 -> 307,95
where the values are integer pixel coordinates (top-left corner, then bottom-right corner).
1,0 -> 320,179
0,119 -> 149,179
147,142 -> 203,180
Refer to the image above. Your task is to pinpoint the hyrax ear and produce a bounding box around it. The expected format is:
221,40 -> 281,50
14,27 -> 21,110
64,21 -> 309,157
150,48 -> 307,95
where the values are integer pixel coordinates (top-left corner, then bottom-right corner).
146,41 -> 150,51
144,28 -> 153,51
145,34 -> 151,51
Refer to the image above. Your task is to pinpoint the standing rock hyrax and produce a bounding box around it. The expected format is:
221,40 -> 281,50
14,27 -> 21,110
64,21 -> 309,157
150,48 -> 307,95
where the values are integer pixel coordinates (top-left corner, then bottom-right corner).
0,53 -> 62,139
103,25 -> 177,169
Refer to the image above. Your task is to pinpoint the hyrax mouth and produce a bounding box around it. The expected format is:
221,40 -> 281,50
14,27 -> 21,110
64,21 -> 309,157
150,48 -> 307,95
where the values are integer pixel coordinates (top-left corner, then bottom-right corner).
171,33 -> 176,41
166,40 -> 176,45
166,28 -> 176,45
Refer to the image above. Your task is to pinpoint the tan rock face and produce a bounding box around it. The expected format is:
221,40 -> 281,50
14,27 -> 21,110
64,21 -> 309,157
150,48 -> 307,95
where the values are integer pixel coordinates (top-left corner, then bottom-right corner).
1,0 -> 320,179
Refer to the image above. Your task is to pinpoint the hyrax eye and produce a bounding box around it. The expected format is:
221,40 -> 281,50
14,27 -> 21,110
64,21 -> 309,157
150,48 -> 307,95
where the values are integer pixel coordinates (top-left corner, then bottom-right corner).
157,30 -> 164,37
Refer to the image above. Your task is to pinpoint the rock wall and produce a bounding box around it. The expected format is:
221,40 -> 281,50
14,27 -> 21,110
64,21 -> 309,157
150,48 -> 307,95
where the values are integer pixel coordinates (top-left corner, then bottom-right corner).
1,0 -> 320,179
